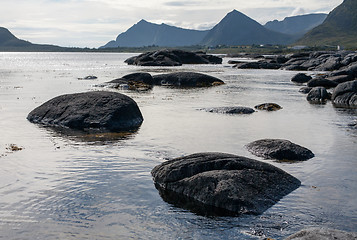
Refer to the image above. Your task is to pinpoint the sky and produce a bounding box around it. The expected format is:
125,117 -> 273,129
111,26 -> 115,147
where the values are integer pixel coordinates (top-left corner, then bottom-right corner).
0,0 -> 343,48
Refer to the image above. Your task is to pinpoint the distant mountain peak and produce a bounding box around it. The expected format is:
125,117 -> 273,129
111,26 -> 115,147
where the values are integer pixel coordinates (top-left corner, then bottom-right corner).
101,19 -> 208,48
201,9 -> 293,46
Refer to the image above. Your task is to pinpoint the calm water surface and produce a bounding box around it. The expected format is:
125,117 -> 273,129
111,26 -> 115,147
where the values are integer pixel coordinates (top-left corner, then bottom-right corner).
0,52 -> 356,239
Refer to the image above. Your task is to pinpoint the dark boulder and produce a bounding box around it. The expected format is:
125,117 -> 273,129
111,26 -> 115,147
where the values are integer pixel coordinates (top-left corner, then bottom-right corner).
307,78 -> 338,89
254,103 -> 282,111
27,91 -> 144,131
291,73 -> 312,84
325,74 -> 353,84
246,139 -> 314,161
299,87 -> 313,94
306,87 -> 330,104
235,61 -> 281,69
125,49 -> 222,66
202,106 -> 255,114
106,72 -> 154,91
78,75 -> 98,80
285,228 -> 357,240
151,152 -> 301,216
152,72 -> 224,87
332,80 -> 357,108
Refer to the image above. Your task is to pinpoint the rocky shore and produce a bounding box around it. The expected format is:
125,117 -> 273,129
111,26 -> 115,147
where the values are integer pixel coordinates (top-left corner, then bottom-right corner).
232,51 -> 357,108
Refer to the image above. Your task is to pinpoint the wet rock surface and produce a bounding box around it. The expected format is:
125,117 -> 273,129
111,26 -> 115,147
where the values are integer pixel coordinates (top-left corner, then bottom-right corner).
246,139 -> 314,161
285,228 -> 357,240
27,91 -> 144,131
202,106 -> 255,114
125,49 -> 222,66
332,80 -> 357,108
152,72 -> 224,87
151,152 -> 301,216
291,73 -> 312,84
306,87 -> 330,104
254,103 -> 282,111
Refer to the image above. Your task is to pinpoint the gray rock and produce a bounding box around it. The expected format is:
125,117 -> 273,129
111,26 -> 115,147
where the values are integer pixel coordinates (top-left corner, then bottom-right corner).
27,91 -> 143,131
299,87 -> 313,94
314,56 -> 341,71
325,74 -> 353,84
151,152 -> 301,216
106,73 -> 154,91
235,61 -> 281,69
285,228 -> 357,240
307,78 -> 338,89
332,80 -> 357,108
246,139 -> 314,161
291,73 -> 312,84
254,103 -> 282,111
202,106 -> 255,114
125,49 -> 222,66
307,87 -> 330,103
152,72 -> 224,87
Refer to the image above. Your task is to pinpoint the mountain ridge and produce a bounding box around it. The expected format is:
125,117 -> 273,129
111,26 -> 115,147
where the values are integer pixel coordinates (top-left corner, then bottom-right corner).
298,0 -> 357,48
200,10 -> 295,46
101,19 -> 208,48
264,13 -> 327,36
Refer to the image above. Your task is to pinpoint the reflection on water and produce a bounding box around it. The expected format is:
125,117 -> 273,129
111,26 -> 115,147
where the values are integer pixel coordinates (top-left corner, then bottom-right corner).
0,53 -> 356,239
39,125 -> 141,144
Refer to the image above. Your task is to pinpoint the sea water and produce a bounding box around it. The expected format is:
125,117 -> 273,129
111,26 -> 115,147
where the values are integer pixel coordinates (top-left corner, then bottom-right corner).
0,52 -> 356,239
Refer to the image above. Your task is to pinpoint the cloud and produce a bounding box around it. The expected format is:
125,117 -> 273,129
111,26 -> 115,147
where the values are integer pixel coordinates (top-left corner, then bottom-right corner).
0,0 -> 344,48
291,7 -> 306,16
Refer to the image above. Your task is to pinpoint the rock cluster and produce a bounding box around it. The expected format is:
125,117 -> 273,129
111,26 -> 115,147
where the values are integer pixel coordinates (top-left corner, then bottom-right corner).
101,72 -> 224,89
125,49 -> 222,66
285,228 -> 357,240
151,152 -> 301,216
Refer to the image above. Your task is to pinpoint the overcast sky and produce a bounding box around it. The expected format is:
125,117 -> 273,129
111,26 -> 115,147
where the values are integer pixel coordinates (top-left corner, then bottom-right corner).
0,0 -> 343,48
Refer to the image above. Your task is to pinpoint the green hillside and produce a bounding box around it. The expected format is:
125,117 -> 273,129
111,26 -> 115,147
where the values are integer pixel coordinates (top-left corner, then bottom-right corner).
298,0 -> 357,49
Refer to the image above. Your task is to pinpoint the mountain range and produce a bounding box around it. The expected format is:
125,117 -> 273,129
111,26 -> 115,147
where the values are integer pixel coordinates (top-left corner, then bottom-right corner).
102,10 -> 324,48
1,0 -> 356,50
264,13 -> 327,36
102,19 -> 208,48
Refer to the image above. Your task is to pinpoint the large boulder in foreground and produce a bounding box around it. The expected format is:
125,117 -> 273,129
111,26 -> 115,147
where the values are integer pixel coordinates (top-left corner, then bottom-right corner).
246,139 -> 314,161
151,152 -> 301,216
285,228 -> 357,240
27,91 -> 143,131
152,72 -> 224,87
125,49 -> 222,66
332,80 -> 357,108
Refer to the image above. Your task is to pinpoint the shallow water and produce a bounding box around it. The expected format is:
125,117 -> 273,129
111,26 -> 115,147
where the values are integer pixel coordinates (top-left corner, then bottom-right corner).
0,52 -> 356,239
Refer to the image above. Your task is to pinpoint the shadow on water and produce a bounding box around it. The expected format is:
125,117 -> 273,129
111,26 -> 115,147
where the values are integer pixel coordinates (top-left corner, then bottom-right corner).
154,183 -> 243,217
37,125 -> 141,145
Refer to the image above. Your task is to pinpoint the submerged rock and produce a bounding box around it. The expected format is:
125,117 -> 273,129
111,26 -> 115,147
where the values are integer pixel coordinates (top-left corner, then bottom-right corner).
285,228 -> 357,240
254,103 -> 282,111
152,72 -> 224,87
246,139 -> 314,161
125,49 -> 222,66
332,80 -> 357,108
151,152 -> 301,216
202,106 -> 255,114
306,87 -> 330,104
27,91 -> 143,131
